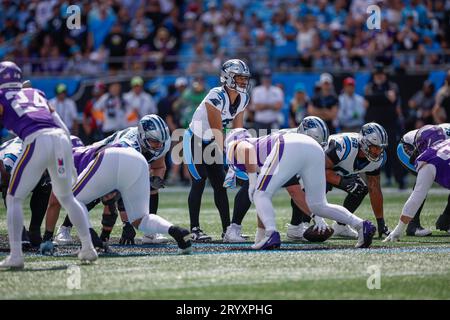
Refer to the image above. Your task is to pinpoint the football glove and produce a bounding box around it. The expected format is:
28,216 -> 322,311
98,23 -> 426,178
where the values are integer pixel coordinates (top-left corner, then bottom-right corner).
150,176 -> 165,190
39,240 -> 56,256
383,222 -> 404,242
338,175 -> 368,197
223,168 -> 237,189
312,215 -> 329,234
119,222 -> 136,245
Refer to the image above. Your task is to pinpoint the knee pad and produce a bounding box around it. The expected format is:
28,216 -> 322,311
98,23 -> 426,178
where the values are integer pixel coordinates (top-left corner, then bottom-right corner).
117,197 -> 125,212
101,210 -> 118,228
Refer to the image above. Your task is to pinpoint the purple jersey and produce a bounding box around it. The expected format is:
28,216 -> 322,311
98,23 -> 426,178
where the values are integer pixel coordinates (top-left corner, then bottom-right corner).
228,133 -> 284,172
73,143 -> 123,174
0,88 -> 58,140
416,139 -> 450,189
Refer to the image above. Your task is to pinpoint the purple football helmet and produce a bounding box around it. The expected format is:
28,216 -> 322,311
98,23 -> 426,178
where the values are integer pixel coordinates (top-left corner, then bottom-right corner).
414,125 -> 446,154
0,61 -> 22,89
70,135 -> 84,148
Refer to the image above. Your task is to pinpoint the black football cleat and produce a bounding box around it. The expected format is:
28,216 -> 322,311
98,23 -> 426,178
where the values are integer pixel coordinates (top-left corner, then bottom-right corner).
435,214 -> 450,232
169,226 -> 192,254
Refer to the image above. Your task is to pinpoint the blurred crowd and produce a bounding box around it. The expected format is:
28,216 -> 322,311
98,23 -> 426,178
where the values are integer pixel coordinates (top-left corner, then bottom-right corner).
2,0 -> 450,74
24,64 -> 448,189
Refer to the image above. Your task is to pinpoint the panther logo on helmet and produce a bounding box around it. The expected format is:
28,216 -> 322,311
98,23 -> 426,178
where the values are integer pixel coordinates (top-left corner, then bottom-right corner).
297,116 -> 329,147
220,59 -> 251,94
137,115 -> 170,157
359,122 -> 388,162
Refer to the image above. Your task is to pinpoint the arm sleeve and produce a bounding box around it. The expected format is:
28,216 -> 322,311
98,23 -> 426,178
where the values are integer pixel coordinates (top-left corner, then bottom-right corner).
401,164 -> 436,218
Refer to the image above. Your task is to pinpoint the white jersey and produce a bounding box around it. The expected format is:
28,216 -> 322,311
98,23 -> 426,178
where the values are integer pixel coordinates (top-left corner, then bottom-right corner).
0,137 -> 23,173
189,86 -> 250,141
326,132 -> 385,176
94,127 -> 170,163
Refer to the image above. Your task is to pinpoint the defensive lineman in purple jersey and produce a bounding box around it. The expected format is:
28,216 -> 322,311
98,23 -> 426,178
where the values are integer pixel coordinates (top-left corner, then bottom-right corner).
0,61 -> 97,269
385,125 -> 450,242
225,129 -> 376,249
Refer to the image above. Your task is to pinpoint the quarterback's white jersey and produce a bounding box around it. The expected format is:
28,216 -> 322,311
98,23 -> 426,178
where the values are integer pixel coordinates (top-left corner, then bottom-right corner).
189,86 -> 250,141
94,127 -> 170,163
0,137 -> 23,173
326,133 -> 385,176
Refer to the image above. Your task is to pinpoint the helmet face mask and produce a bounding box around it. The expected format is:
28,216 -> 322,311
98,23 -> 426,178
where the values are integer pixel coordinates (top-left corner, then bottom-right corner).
297,116 -> 329,147
220,59 -> 251,94
360,122 -> 388,162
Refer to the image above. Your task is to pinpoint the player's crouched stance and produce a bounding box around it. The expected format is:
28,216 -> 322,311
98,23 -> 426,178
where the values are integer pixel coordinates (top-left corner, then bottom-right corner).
385,125 -> 450,242
228,130 -> 376,249
44,146 -> 192,254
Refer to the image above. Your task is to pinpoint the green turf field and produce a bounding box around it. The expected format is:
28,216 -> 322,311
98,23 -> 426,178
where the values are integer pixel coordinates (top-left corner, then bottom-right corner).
0,188 -> 449,300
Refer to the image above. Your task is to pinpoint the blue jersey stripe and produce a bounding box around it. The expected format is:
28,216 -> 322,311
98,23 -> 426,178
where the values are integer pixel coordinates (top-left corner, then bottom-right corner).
342,136 -> 351,161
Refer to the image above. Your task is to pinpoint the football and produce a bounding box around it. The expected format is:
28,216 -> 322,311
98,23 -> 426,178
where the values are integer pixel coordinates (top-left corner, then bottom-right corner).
303,226 -> 334,243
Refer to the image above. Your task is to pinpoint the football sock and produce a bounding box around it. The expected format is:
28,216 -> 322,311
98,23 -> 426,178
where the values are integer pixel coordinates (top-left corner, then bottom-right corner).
6,195 -> 25,257
57,194 -> 93,250
188,178 -> 206,230
253,191 -> 277,232
62,215 -> 73,228
376,218 -> 386,232
138,214 -> 173,234
149,193 -> 159,214
290,199 -> 302,225
409,200 -> 425,227
232,182 -> 251,225
443,194 -> 450,216
29,189 -> 49,231
43,230 -> 54,242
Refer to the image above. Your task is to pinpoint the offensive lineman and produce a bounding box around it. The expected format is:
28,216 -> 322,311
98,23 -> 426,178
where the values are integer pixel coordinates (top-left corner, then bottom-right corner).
0,61 -> 96,269
289,123 -> 391,239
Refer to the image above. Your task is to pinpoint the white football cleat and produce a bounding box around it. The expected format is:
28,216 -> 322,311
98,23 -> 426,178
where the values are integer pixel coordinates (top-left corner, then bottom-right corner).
78,248 -> 98,263
332,222 -> 358,239
54,226 -> 73,245
223,223 -> 246,243
0,255 -> 24,270
412,227 -> 432,237
141,233 -> 169,244
286,222 -> 309,241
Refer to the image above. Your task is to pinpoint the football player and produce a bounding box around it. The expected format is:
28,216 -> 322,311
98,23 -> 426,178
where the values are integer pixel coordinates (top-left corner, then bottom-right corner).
54,114 -> 171,245
397,123 -> 450,235
0,61 -> 96,269
40,142 -> 192,254
0,136 -> 82,247
222,116 -> 330,242
385,125 -> 450,241
225,128 -> 376,249
289,122 -> 390,239
183,59 -> 251,241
